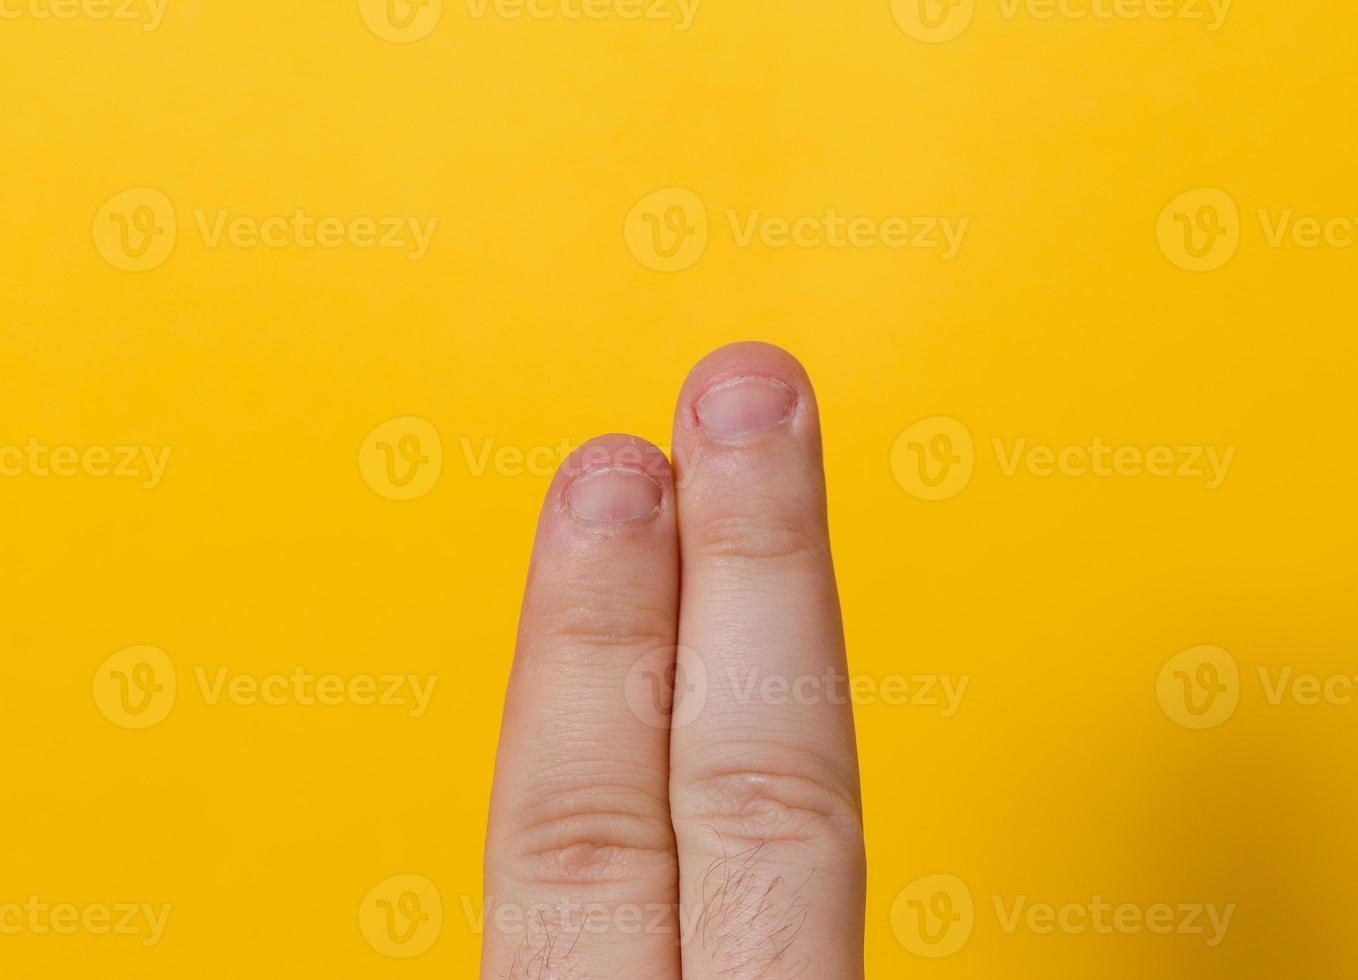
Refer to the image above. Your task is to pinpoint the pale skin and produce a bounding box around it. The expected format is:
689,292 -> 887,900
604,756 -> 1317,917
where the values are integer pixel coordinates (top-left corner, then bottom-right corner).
482,342 -> 866,979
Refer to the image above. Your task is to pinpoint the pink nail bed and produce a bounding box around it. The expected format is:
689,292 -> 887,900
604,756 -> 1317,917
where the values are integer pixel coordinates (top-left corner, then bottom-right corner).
695,376 -> 795,439
565,467 -> 663,523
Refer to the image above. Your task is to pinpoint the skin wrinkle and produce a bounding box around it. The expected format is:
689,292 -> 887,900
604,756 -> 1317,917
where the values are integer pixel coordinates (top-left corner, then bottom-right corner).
508,806 -> 676,884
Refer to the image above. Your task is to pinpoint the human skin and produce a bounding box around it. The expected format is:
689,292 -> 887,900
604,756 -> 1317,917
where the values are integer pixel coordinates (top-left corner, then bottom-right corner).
481,342 -> 866,978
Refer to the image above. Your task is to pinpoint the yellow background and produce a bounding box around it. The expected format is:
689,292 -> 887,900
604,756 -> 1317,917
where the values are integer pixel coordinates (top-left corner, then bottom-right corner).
2,0 -> 1354,976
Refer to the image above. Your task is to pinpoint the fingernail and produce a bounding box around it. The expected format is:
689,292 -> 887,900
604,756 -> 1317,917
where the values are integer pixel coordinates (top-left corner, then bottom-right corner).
696,376 -> 795,439
566,467 -> 663,523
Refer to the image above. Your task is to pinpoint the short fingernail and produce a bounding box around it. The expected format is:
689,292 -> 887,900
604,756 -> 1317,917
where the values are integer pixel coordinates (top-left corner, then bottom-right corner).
566,468 -> 663,523
696,376 -> 795,439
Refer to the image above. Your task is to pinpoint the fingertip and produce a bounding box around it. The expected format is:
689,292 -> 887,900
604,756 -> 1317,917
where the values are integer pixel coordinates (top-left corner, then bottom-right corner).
676,342 -> 820,441
550,433 -> 675,526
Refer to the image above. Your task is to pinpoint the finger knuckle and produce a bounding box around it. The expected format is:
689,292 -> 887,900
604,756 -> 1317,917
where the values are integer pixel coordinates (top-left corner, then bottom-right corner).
501,784 -> 677,888
540,593 -> 676,654
688,511 -> 828,565
674,758 -> 863,854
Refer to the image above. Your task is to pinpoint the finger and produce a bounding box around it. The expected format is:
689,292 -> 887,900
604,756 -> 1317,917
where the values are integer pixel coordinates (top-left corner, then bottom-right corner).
668,343 -> 866,980
481,434 -> 683,980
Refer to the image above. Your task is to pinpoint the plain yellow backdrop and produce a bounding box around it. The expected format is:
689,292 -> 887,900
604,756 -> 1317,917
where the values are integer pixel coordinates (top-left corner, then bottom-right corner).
2,0 -> 1355,976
